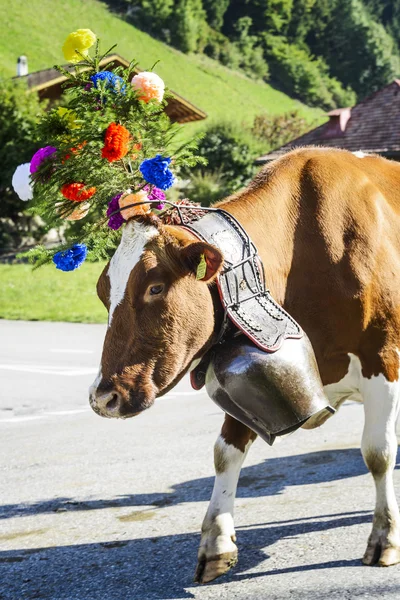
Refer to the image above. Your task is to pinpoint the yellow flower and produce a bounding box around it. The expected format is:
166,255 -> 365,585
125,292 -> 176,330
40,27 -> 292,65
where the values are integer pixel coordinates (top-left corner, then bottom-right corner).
57,107 -> 79,129
62,29 -> 96,63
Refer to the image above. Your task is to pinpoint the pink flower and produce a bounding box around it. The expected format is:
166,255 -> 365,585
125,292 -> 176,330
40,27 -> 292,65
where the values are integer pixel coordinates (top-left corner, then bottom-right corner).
131,72 -> 165,103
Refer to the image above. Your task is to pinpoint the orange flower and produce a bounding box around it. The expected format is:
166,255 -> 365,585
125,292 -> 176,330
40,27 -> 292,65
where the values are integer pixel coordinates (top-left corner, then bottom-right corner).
102,123 -> 131,162
61,183 -> 96,202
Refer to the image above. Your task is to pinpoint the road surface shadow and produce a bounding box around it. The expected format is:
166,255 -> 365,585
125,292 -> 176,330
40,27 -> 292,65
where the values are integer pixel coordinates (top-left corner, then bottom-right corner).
0,510 -> 374,600
1,447 -> 384,519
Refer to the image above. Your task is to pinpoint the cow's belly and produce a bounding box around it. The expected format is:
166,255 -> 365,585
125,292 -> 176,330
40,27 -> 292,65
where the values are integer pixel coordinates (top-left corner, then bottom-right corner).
324,353 -> 364,406
302,354 -> 363,429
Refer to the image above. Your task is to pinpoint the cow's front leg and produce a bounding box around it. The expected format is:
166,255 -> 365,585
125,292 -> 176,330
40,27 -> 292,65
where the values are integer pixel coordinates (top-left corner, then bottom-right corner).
361,374 -> 400,566
194,415 -> 256,584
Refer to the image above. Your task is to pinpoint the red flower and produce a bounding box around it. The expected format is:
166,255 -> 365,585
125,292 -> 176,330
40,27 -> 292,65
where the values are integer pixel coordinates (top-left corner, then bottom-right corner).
102,122 -> 130,162
61,183 -> 96,202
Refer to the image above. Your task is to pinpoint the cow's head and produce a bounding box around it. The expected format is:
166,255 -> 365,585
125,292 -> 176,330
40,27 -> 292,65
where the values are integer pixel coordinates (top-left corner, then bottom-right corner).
89,216 -> 224,418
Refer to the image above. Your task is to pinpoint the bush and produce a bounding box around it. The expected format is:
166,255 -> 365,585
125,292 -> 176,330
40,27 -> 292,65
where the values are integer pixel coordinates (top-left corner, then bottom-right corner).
192,122 -> 260,193
186,170 -> 225,205
0,79 -> 45,251
251,110 -> 313,150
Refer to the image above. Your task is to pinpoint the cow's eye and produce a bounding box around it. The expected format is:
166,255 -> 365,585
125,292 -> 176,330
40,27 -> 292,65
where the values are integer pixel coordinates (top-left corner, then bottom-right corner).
149,284 -> 164,296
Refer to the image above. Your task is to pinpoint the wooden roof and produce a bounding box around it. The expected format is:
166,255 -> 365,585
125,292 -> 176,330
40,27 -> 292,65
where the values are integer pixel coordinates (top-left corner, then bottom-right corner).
15,54 -> 207,125
257,80 -> 400,163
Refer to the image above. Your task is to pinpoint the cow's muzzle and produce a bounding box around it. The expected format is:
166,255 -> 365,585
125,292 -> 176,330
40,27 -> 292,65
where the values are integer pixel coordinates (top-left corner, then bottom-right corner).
89,386 -> 155,419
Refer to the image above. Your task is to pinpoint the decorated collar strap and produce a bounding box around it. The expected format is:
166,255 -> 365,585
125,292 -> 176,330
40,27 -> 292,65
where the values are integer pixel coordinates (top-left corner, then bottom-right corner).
108,198 -> 218,224
178,209 -> 304,353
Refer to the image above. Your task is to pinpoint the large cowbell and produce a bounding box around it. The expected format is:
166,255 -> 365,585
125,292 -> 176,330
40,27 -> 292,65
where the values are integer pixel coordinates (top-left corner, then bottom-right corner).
184,208 -> 334,445
204,334 -> 334,446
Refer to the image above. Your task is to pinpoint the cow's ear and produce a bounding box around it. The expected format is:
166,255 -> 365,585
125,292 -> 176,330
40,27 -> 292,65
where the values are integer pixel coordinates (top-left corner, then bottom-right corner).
181,242 -> 224,282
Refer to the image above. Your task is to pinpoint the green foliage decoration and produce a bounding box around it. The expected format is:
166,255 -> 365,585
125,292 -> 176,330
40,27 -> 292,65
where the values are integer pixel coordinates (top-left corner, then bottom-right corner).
26,35 -> 205,268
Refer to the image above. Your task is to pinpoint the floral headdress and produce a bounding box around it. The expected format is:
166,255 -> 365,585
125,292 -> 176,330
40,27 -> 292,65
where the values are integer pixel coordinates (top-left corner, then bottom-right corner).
13,29 -> 205,271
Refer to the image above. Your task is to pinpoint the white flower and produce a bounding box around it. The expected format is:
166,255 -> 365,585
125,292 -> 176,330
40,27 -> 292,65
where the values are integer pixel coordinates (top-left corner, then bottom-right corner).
12,163 -> 33,201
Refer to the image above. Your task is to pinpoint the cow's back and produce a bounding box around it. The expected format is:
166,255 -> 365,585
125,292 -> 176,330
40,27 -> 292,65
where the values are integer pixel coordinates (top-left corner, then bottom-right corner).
219,147 -> 400,386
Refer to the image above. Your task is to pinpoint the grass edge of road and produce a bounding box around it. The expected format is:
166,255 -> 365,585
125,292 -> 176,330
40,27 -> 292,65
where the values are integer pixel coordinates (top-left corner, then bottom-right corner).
0,263 -> 107,323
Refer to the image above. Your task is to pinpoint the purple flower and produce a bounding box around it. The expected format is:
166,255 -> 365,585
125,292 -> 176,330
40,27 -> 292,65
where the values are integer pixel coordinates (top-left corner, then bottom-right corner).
30,146 -> 57,174
140,155 -> 175,191
145,185 -> 166,210
107,193 -> 124,230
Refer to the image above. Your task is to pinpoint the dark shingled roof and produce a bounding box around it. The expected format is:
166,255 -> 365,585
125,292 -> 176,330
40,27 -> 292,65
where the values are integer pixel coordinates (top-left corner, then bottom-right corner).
257,80 -> 400,163
14,54 -> 207,125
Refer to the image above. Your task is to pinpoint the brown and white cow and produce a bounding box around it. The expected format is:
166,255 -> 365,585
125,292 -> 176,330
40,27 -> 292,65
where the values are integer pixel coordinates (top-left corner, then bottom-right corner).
89,147 -> 400,583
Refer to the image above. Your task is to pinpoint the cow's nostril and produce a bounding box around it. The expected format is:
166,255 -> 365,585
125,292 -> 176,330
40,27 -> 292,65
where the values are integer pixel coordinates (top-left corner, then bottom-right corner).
91,390 -> 123,417
106,393 -> 120,412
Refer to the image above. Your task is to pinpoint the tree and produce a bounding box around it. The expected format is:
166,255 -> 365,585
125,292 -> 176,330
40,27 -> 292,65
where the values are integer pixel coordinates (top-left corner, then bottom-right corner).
263,34 -> 356,109
170,0 -> 208,53
232,17 -> 269,79
0,79 -> 45,250
223,0 -> 294,36
306,0 -> 400,98
134,0 -> 174,38
203,0 -> 230,30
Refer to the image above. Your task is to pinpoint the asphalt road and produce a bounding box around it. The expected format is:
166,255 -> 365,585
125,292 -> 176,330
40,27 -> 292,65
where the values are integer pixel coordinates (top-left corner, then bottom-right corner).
1,320 -> 400,600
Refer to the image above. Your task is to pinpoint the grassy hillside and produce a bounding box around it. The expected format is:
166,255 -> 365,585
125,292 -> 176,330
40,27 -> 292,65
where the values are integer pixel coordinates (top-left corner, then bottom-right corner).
0,0 -> 322,136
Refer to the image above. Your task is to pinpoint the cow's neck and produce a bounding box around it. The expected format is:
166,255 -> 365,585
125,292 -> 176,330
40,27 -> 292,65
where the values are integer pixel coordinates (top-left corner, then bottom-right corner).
216,187 -> 296,306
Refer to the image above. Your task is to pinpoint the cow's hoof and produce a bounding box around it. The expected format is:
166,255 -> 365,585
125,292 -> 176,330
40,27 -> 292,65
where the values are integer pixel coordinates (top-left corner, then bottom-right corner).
363,542 -> 400,567
194,550 -> 238,584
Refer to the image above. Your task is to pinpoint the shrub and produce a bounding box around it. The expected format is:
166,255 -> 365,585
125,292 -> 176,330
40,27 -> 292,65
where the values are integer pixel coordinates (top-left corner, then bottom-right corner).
186,170 -> 225,205
192,122 -> 260,193
251,110 -> 313,150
